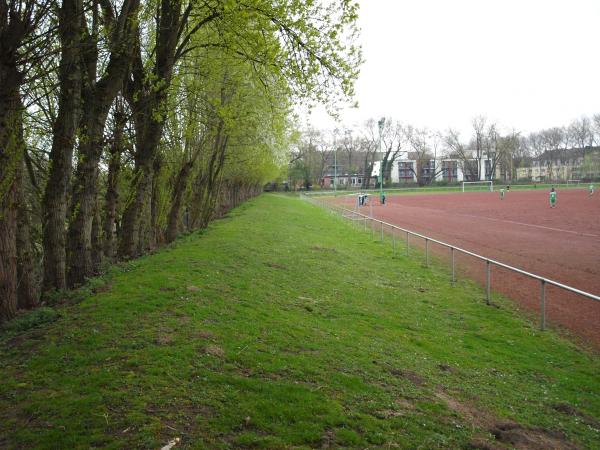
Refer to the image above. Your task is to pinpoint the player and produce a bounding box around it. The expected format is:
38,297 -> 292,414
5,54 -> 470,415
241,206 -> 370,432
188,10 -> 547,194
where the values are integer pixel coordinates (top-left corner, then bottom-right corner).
499,188 -> 505,200
506,185 -> 510,192
589,183 -> 595,196
380,191 -> 386,205
550,187 -> 557,208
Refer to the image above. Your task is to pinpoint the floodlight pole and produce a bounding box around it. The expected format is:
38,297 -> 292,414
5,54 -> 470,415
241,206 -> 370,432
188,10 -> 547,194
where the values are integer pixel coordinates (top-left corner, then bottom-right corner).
378,118 -> 385,201
333,131 -> 337,196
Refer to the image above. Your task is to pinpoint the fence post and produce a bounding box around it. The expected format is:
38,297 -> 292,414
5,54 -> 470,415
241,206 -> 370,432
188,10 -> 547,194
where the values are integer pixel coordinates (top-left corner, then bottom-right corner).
380,221 -> 384,241
406,232 -> 410,256
540,279 -> 546,331
451,247 -> 455,285
392,227 -> 396,256
486,260 -> 491,305
371,218 -> 374,240
425,238 -> 429,267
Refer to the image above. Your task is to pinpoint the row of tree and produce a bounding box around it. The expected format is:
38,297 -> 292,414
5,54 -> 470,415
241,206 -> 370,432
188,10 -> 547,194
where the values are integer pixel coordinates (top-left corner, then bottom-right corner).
290,114 -> 600,188
0,0 -> 361,321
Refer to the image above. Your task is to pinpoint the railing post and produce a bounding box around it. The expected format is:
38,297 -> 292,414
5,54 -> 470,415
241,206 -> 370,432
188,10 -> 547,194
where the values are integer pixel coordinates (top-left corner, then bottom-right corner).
392,228 -> 396,256
425,238 -> 429,267
371,218 -> 374,240
381,221 -> 384,241
364,216 -> 367,232
540,279 -> 546,331
406,232 -> 410,256
451,247 -> 455,285
486,260 -> 491,305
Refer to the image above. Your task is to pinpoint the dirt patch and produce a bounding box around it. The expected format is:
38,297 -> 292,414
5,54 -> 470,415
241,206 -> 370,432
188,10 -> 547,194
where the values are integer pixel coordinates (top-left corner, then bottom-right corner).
265,262 -> 287,270
156,328 -> 175,345
490,422 -> 576,449
156,334 -> 174,345
186,286 -> 201,292
93,284 -> 112,293
553,402 -> 600,428
310,246 -> 337,253
160,286 -> 176,292
203,344 -> 225,358
389,368 -> 426,386
375,408 -> 408,419
195,330 -> 215,340
437,363 -> 456,373
320,429 -> 336,449
435,391 -> 578,449
467,437 -> 502,449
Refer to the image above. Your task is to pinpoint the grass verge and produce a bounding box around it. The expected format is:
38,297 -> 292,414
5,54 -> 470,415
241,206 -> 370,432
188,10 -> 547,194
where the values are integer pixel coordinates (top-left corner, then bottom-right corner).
1,194 -> 599,449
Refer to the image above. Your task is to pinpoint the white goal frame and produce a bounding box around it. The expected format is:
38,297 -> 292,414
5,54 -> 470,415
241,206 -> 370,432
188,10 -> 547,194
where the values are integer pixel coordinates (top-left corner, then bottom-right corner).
567,179 -> 581,185
462,180 -> 494,192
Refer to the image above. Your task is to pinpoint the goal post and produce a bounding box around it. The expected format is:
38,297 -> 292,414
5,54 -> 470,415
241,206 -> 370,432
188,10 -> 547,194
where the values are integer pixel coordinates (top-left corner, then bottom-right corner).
462,181 -> 494,192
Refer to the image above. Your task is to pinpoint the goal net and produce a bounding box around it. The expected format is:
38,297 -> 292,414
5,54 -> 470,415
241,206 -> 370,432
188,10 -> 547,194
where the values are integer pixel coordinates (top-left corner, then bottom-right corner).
462,181 -> 494,192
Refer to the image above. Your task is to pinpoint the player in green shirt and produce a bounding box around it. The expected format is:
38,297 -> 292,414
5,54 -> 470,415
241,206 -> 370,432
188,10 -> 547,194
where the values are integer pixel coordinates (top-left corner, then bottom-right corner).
550,187 -> 557,208
590,183 -> 595,196
499,188 -> 505,200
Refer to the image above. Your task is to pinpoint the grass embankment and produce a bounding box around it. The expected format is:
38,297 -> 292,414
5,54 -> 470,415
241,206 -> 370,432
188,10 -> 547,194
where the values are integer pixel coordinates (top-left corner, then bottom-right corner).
1,195 -> 599,449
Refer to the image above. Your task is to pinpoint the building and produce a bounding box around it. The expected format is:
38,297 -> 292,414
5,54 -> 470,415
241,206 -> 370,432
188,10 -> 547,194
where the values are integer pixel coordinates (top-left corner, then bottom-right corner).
320,173 -> 374,189
515,147 -> 600,182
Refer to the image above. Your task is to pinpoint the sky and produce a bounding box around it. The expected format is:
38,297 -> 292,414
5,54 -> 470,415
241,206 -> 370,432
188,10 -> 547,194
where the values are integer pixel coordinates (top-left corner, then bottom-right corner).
302,0 -> 600,138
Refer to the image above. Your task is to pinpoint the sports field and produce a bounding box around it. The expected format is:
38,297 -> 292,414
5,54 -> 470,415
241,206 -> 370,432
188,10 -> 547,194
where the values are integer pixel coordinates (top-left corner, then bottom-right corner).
334,188 -> 600,348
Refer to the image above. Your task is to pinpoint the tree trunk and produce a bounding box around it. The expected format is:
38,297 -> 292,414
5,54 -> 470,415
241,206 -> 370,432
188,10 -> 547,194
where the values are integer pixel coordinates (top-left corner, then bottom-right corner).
102,109 -> 125,260
91,195 -> 103,271
0,64 -> 22,321
42,0 -> 83,292
120,0 -> 187,257
149,155 -> 163,250
119,152 -> 155,258
66,0 -> 139,286
67,149 -> 100,286
166,161 -> 193,243
17,156 -> 40,309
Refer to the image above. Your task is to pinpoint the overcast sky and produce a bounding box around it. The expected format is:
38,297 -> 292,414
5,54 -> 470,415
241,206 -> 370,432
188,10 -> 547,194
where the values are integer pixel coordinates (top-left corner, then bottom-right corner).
303,0 -> 600,138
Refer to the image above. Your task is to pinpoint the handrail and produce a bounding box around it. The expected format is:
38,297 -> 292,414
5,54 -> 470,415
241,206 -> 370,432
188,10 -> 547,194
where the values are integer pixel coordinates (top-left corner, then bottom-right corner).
301,193 -> 600,331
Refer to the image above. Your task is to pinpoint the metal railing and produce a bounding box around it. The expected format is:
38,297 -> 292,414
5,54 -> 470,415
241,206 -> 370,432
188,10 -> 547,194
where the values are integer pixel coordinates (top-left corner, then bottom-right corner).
302,194 -> 600,331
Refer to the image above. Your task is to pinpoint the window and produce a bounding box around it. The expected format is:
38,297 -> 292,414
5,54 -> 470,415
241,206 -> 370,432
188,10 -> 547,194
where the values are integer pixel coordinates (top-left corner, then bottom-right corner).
398,161 -> 414,181
442,161 -> 458,181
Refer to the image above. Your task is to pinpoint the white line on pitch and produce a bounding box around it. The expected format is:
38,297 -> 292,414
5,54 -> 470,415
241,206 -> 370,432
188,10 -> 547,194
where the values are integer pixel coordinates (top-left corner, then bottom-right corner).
456,214 -> 599,238
379,202 -> 600,238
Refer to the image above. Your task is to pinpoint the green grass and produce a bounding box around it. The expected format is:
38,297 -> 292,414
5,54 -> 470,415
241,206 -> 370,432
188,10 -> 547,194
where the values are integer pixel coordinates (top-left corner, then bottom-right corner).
1,194 -> 599,449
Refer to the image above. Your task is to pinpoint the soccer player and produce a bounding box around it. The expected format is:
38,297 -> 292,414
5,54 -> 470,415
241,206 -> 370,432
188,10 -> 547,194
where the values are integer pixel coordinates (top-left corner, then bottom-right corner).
380,191 -> 386,205
589,183 -> 595,196
550,187 -> 557,208
499,188 -> 505,200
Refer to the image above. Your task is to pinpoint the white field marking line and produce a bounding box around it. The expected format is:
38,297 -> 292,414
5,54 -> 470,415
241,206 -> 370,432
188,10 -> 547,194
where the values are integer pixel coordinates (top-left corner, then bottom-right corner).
379,202 -> 600,238
460,214 -> 600,238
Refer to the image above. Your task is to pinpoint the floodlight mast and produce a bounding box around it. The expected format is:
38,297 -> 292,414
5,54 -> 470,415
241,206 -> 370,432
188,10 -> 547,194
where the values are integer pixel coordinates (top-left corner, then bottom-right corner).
378,118 -> 385,201
333,130 -> 337,196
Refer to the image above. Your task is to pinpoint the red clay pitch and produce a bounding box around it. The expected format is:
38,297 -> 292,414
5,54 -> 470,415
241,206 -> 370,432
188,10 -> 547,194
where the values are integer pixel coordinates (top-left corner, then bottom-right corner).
335,188 -> 600,349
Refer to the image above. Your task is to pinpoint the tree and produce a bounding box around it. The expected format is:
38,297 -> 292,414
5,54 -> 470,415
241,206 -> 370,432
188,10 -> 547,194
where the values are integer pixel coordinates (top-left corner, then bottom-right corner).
405,126 -> 444,185
444,129 -> 478,181
66,0 -> 141,285
119,0 -> 361,257
1,0 -> 51,320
